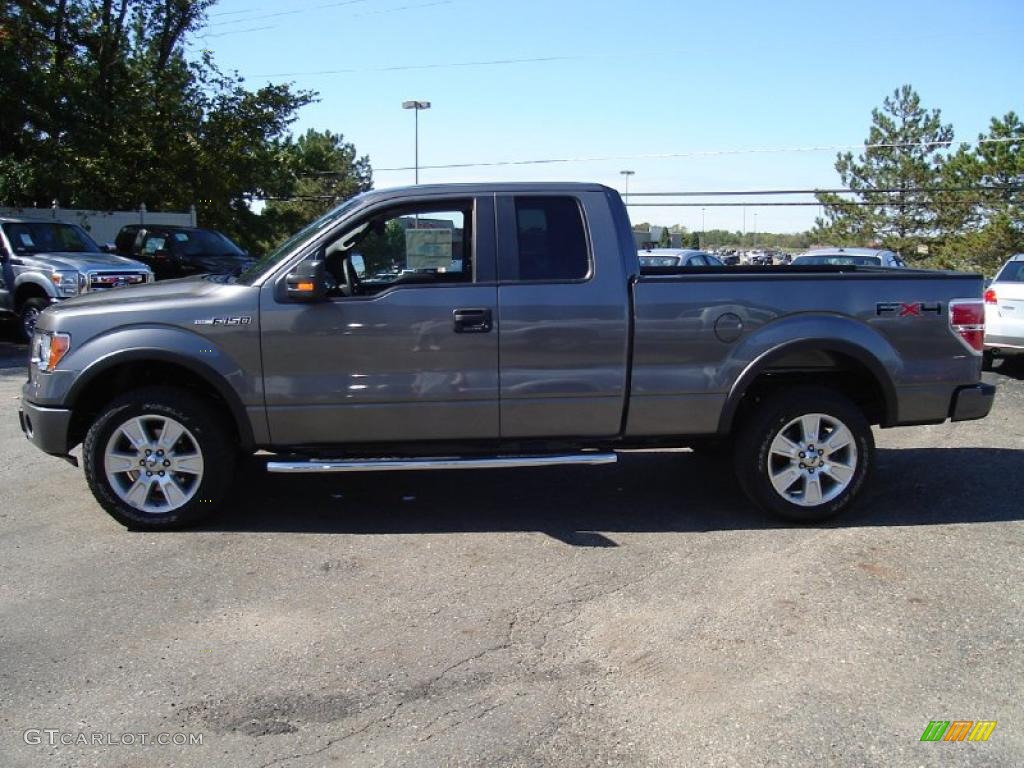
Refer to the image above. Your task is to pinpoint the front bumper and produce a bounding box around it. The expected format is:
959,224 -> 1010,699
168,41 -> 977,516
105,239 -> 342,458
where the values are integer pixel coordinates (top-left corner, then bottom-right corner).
950,382 -> 996,422
19,391 -> 74,458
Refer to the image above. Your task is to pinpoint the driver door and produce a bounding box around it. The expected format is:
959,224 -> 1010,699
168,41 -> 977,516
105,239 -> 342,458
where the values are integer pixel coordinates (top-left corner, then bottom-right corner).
260,196 -> 500,447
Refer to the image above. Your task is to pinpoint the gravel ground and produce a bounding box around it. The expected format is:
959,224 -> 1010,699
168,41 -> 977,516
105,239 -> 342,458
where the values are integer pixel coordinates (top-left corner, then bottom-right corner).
1,327 -> 1022,768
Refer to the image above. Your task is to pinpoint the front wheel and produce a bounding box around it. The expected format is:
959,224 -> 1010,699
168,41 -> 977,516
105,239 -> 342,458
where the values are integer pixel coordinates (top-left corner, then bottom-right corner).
83,387 -> 236,529
734,387 -> 874,522
19,297 -> 49,340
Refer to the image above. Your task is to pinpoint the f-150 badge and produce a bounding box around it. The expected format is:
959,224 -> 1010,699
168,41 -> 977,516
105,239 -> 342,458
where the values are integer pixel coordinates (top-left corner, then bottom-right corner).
194,316 -> 252,326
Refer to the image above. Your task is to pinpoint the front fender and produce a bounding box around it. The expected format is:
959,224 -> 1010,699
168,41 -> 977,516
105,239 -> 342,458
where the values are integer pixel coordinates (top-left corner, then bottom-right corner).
14,272 -> 58,300
717,313 -> 901,433
30,326 -> 260,449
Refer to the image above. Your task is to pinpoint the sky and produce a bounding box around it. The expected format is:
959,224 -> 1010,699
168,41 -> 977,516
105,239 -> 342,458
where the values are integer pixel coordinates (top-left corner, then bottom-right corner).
192,0 -> 1024,233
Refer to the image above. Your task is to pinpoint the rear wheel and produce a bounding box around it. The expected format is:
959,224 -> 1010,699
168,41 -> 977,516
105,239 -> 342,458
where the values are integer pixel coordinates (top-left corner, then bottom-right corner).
734,387 -> 873,522
83,387 -> 235,529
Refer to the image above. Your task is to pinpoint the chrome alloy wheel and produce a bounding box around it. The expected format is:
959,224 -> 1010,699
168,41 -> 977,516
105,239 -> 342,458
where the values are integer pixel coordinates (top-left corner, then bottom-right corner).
103,415 -> 205,513
766,413 -> 858,507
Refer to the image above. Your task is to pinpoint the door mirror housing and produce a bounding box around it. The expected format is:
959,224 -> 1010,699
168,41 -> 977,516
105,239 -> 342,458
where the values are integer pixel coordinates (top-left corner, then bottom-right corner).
100,243 -> 117,254
285,260 -> 328,302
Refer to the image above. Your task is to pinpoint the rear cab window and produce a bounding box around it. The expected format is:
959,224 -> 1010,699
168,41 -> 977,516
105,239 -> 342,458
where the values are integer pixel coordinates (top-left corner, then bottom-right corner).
503,196 -> 591,282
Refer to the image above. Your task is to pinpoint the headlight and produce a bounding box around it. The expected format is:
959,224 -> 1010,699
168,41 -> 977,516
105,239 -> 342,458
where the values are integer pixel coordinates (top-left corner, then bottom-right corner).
50,270 -> 80,296
31,331 -> 71,372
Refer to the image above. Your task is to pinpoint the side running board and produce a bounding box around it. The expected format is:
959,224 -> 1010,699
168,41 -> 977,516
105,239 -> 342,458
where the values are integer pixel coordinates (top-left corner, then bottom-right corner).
266,453 -> 618,474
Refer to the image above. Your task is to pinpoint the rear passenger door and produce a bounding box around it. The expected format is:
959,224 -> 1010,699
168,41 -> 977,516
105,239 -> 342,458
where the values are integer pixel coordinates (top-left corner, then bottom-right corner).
496,192 -> 632,438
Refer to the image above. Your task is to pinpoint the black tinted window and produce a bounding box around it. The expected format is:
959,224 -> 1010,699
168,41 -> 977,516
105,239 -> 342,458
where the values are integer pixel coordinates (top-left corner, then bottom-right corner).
996,261 -> 1024,282
514,197 -> 589,281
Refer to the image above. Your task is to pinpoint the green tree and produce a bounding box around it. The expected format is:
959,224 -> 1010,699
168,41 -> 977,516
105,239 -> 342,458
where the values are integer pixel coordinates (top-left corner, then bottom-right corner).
0,1 -> 351,254
814,85 -> 954,260
658,226 -> 672,247
259,129 -> 373,253
931,112 -> 1024,273
688,231 -> 700,248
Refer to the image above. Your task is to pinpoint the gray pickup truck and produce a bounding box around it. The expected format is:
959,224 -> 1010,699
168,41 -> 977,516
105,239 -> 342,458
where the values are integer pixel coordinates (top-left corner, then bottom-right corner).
18,183 -> 994,529
1,218 -> 153,338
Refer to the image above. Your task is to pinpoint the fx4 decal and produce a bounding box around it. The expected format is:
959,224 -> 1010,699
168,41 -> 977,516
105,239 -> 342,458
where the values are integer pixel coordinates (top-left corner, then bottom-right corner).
876,302 -> 942,317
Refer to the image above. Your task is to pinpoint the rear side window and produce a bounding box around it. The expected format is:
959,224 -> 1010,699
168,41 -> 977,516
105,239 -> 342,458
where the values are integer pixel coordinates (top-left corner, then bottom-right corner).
996,261 -> 1024,282
513,197 -> 589,281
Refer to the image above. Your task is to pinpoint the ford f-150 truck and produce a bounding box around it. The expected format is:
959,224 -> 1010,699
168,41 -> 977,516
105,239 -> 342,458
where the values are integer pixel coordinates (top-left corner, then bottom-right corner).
18,183 -> 995,529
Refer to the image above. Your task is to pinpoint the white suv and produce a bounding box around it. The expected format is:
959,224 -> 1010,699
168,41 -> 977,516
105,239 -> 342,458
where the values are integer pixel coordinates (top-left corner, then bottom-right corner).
984,253 -> 1024,365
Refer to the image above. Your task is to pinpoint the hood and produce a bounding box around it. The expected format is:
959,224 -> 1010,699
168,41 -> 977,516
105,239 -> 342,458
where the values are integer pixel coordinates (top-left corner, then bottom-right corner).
44,275 -> 221,315
18,251 -> 150,272
184,253 -> 256,274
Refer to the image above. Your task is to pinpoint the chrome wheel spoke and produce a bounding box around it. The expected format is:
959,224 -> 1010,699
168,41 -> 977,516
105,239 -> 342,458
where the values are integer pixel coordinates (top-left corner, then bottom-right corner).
770,434 -> 801,459
158,476 -> 188,508
771,465 -> 802,494
106,452 -> 138,473
804,475 -> 823,505
124,477 -> 151,508
156,418 -> 185,452
173,453 -> 204,475
120,418 -> 150,451
800,414 -> 821,445
824,462 -> 854,484
823,425 -> 853,455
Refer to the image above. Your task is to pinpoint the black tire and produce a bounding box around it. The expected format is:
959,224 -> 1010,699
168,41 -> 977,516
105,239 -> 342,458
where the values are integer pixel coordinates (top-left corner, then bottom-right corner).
83,386 -> 236,530
733,386 -> 874,523
982,350 -> 995,371
19,297 -> 49,341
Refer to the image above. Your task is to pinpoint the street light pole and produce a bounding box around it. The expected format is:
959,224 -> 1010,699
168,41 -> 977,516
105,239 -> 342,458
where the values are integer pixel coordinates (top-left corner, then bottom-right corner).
701,207 -> 706,249
620,170 -> 635,204
402,100 -> 431,184
753,212 -> 758,247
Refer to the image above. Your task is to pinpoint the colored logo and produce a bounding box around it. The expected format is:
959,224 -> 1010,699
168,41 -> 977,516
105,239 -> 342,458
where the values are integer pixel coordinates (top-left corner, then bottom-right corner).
920,721 -> 997,742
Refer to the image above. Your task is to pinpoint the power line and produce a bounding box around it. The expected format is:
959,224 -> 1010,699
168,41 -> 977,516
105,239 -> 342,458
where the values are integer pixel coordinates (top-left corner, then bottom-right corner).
204,1 -> 452,38
371,136 -> 1021,172
627,200 -> 995,208
205,0 -> 374,28
252,53 -> 584,78
627,185 -> 1022,197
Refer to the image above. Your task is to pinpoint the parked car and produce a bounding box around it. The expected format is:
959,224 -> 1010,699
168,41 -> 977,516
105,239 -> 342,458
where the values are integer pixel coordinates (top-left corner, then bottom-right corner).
639,248 -> 725,267
792,247 -> 907,268
0,218 -> 153,339
19,182 -> 992,530
114,224 -> 254,279
983,253 -> 1024,366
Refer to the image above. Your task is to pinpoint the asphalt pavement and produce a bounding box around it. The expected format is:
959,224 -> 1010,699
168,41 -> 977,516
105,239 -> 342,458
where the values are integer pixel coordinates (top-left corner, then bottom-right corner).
1,328 -> 1022,767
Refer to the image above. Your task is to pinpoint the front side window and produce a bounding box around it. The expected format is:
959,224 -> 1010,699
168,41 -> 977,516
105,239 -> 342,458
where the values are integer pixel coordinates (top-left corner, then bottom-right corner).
323,204 -> 472,298
142,235 -> 167,255
513,197 -> 589,281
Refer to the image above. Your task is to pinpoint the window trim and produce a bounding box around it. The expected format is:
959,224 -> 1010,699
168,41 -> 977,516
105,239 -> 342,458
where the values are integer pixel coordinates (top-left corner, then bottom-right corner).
495,194 -> 594,284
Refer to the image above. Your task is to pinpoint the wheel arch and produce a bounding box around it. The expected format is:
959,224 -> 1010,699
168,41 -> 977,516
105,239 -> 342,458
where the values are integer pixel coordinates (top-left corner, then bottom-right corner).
66,350 -> 255,452
718,338 -> 898,435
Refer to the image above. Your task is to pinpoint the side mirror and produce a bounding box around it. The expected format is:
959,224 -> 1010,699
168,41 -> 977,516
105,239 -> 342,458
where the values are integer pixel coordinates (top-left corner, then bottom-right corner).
100,243 -> 117,254
285,260 -> 328,302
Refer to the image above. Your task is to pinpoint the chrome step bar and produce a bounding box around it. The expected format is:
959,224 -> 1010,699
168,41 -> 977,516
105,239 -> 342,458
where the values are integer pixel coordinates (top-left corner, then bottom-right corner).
266,452 -> 618,474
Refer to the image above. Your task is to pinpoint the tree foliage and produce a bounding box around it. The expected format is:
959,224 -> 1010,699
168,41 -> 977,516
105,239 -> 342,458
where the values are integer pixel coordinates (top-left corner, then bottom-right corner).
0,1 -> 372,254
814,85 -> 954,259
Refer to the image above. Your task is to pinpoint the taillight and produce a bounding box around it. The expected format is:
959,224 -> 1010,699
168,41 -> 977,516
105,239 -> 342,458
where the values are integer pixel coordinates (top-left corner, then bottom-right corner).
949,298 -> 985,354
984,288 -> 997,304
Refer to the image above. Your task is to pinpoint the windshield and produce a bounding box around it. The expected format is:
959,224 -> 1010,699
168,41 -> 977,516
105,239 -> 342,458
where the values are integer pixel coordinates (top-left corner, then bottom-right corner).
794,254 -> 881,266
236,196 -> 365,284
168,229 -> 246,257
2,222 -> 101,254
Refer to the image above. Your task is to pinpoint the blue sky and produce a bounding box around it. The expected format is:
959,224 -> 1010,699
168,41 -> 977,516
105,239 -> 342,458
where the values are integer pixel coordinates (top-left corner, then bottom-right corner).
195,0 -> 1024,233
